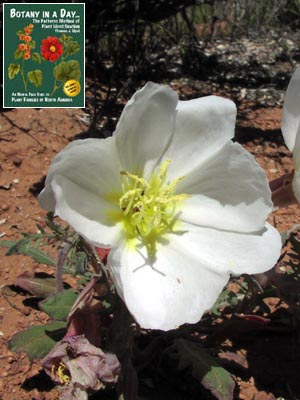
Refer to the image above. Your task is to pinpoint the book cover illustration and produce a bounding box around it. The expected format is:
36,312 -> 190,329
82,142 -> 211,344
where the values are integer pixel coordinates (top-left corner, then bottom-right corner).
3,3 -> 85,108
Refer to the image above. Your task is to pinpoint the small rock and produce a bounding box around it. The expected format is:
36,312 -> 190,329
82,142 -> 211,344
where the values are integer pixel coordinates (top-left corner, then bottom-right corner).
22,307 -> 31,316
1,204 -> 9,211
13,178 -> 20,184
13,157 -> 23,167
0,183 -> 11,190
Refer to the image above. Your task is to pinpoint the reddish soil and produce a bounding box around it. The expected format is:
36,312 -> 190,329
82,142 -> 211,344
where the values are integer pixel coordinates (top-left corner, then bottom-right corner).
1,98 -> 300,399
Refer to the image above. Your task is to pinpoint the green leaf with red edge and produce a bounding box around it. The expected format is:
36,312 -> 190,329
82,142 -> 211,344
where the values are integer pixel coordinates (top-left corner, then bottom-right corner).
16,272 -> 57,298
174,339 -> 235,400
39,289 -> 78,320
8,321 -> 67,360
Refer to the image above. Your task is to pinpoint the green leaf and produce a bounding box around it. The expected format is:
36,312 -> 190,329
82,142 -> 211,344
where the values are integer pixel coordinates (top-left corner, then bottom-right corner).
14,49 -> 23,59
64,40 -> 80,57
74,252 -> 88,274
8,63 -> 20,79
27,70 -> 43,87
1,229 -> 57,267
61,33 -> 73,42
16,272 -> 58,298
54,60 -> 81,81
21,247 -> 55,265
211,289 -> 240,317
8,321 -> 67,360
39,289 -> 78,320
28,39 -> 36,49
5,238 -> 55,266
0,240 -> 17,248
16,30 -> 24,36
175,339 -> 235,400
31,52 -> 42,63
63,251 -> 87,275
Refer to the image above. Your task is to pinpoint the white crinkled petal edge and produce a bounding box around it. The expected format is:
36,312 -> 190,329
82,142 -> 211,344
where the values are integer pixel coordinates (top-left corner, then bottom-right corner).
108,221 -> 281,331
177,141 -> 273,233
163,95 -> 237,180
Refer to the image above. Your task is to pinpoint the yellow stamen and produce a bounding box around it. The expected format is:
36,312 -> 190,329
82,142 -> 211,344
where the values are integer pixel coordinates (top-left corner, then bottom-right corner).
49,45 -> 56,52
51,362 -> 71,385
118,160 -> 189,259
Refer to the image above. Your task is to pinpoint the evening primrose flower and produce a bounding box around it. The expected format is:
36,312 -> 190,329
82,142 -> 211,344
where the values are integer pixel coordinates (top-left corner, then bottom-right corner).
42,335 -> 120,400
39,83 -> 281,331
270,67 -> 300,207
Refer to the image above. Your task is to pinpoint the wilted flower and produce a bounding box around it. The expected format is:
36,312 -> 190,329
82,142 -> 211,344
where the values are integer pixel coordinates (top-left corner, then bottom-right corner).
270,67 -> 300,207
39,83 -> 281,330
42,335 -> 120,400
41,36 -> 63,62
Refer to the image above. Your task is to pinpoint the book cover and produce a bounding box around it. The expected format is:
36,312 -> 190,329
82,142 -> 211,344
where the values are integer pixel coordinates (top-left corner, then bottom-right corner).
3,3 -> 85,108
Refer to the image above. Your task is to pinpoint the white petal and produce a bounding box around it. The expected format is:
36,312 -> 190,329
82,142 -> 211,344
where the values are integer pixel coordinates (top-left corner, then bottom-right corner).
174,221 -> 281,276
114,82 -> 178,176
292,124 -> 300,170
38,137 -> 123,247
163,95 -> 236,179
39,138 -> 122,208
108,239 -> 228,331
50,176 -> 122,247
292,170 -> 300,203
282,67 -> 300,152
108,218 -> 280,330
178,141 -> 273,232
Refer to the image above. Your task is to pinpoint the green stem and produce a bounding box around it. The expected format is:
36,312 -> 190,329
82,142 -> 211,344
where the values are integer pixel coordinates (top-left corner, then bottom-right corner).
50,82 -> 57,96
51,80 -> 64,96
50,60 -> 59,96
21,58 -> 27,92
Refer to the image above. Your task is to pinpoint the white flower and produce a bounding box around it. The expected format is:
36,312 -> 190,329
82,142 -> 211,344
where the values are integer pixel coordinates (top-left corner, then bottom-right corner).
39,82 -> 281,331
269,67 -> 300,208
281,66 -> 300,202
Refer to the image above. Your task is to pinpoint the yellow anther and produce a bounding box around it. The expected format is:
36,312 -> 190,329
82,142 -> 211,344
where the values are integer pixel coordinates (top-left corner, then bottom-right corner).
118,160 -> 189,259
51,362 -> 71,385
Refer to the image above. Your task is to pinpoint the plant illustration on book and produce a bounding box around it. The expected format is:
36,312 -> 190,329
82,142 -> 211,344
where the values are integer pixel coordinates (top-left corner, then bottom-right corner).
8,28 -> 81,96
8,24 -> 43,91
41,33 -> 81,96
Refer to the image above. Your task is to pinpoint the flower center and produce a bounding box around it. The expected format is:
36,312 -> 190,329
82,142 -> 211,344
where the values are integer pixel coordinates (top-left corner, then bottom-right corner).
49,45 -> 56,52
51,362 -> 71,385
119,160 -> 188,258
